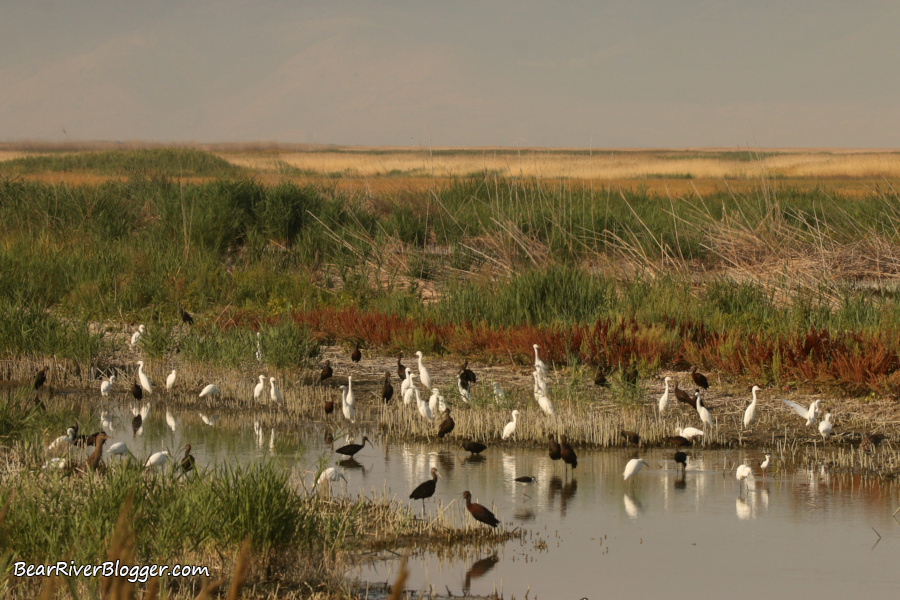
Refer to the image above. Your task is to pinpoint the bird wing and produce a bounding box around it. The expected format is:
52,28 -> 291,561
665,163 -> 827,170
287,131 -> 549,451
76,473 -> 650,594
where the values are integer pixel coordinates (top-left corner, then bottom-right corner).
780,399 -> 809,418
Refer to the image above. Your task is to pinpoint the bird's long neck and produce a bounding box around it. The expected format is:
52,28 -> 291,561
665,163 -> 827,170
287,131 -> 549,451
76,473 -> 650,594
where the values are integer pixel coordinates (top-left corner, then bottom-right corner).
751,388 -> 758,403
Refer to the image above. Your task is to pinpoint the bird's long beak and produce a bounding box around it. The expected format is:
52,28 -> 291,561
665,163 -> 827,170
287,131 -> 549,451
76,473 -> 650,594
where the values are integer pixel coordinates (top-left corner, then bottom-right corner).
436,471 -> 443,480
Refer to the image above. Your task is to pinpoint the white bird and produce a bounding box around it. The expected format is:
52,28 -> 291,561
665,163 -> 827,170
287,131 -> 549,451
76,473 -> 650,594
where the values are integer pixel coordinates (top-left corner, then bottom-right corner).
736,463 -> 754,483
533,370 -> 549,399
166,369 -> 177,392
696,391 -> 713,428
532,344 -> 548,377
502,410 -> 519,440
415,351 -> 432,390
781,398 -> 820,426
743,385 -> 761,429
255,331 -> 262,362
145,450 -> 171,469
537,393 -> 555,417
676,427 -> 704,441
623,458 -> 649,482
658,376 -> 672,414
269,377 -> 283,404
345,376 -> 355,407
253,375 -> 265,400
165,409 -> 177,432
340,385 -> 355,423
402,374 -> 416,406
429,387 -> 446,415
199,412 -> 219,426
199,384 -> 219,398
317,467 -> 348,486
137,361 -> 152,395
100,374 -> 116,397
48,427 -> 77,451
818,413 -> 833,441
106,442 -> 131,458
457,375 -> 472,403
130,324 -> 145,347
42,457 -> 67,470
760,453 -> 771,475
400,368 -> 413,397
492,382 -> 505,401
415,387 -> 433,420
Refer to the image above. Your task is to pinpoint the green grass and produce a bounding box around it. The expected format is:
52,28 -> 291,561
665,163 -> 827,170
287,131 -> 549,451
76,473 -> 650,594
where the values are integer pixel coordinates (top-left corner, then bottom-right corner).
0,148 -> 243,178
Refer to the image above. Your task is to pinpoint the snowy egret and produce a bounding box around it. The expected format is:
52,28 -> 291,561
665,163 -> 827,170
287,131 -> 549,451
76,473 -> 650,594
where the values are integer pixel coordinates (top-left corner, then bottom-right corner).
463,491 -> 501,528
501,410 -> 519,440
410,467 -> 440,512
269,377 -> 283,404
253,375 -> 265,400
658,376 -> 672,414
438,408 -> 455,438
691,366 -> 709,390
760,453 -> 770,476
537,393 -> 555,417
345,376 -> 355,407
415,351 -> 432,390
137,361 -> 152,395
696,392 -> 713,428
781,398 -> 821,426
492,382 -> 505,401
166,369 -> 177,392
736,463 -> 753,484
623,458 -> 649,482
199,384 -> 219,398
402,372 -> 416,405
145,450 -> 171,470
340,385 -> 355,423
317,467 -> 347,486
415,387 -> 432,420
130,325 -> 145,347
429,387 -> 447,414
106,441 -> 131,458
819,413 -> 833,441
48,426 -> 77,451
676,427 -> 704,441
100,374 -> 115,397
532,344 -> 547,377
743,385 -> 762,429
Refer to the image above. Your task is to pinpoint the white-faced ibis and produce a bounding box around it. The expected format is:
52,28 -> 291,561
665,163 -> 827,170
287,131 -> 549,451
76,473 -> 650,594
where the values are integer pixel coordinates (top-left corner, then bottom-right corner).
131,381 -> 143,401
199,383 -> 219,398
658,376 -> 672,414
676,427 -> 704,441
674,451 -> 687,472
532,344 -> 548,377
501,410 -> 519,440
180,305 -> 194,325
33,366 -> 49,391
696,391 -> 713,428
409,467 -> 440,512
381,371 -> 394,404
672,382 -> 695,408
819,413 -> 833,441
415,351 -> 432,390
492,382 -> 504,401
180,444 -> 195,474
781,398 -> 820,426
459,440 -> 487,455
438,408 -> 455,438
458,374 -> 472,403
460,360 -> 477,384
351,342 -> 362,363
665,435 -> 690,448
48,426 -> 77,451
269,377 -> 283,404
253,375 -> 265,400
335,436 -> 372,459
514,475 -> 536,498
623,458 -> 648,483
340,385 -> 355,422
463,491 -> 500,528
548,434 -> 561,462
130,324 -> 145,347
145,450 -> 171,470
691,366 -> 709,390
559,434 -> 577,472
743,385 -> 762,429
82,433 -> 112,473
137,361 -> 152,395
100,374 -> 115,397
760,453 -> 770,476
397,354 -> 407,380
319,360 -> 333,383
861,432 -> 886,452
620,431 -> 640,446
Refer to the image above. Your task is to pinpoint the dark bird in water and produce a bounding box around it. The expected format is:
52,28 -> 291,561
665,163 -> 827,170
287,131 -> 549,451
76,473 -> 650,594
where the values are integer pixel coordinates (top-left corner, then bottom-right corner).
672,382 -> 696,409
861,433 -> 886,453
548,434 -> 562,462
381,371 -> 394,403
409,467 -> 440,512
319,360 -> 333,383
324,395 -> 335,415
594,366 -> 608,387
514,475 -> 536,498
674,451 -> 688,472
81,433 -> 111,473
131,381 -> 143,401
459,440 -> 487,455
438,408 -> 455,438
559,434 -> 578,473
397,354 -> 407,380
180,305 -> 194,325
459,360 -> 477,384
180,444 -> 195,475
691,366 -> 709,390
335,436 -> 372,459
34,366 -> 49,391
620,431 -> 641,446
463,491 -> 501,528
350,342 -> 362,363
665,435 -> 691,448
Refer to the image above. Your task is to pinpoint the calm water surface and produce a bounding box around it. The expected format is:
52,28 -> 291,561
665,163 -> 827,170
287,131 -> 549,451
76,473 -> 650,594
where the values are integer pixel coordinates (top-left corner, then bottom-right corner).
50,400 -> 900,599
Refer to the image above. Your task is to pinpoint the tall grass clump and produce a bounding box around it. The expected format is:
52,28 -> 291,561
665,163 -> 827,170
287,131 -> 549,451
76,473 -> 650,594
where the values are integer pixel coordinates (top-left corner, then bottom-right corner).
0,148 -> 243,178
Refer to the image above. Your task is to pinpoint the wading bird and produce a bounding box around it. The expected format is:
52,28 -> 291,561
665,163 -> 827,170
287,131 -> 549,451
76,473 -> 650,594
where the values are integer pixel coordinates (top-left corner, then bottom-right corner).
696,391 -> 713,428
672,382 -> 695,409
676,427 -> 704,442
674,451 -> 687,472
691,366 -> 709,390
145,450 -> 171,470
81,433 -> 112,473
317,467 -> 347,487
345,376 -> 355,407
253,375 -> 266,400
48,426 -> 77,451
381,371 -> 394,403
130,325 -> 145,347
492,382 -> 505,401
514,475 -> 536,498
402,372 -> 416,406
532,344 -> 547,377
463,491 -> 501,528
397,354 -> 407,380
166,369 -> 177,392
339,385 -> 354,423
623,458 -> 649,484
666,435 -> 691,448
34,366 -> 49,391
744,385 -> 762,429
351,342 -> 362,363
105,441 -> 131,459
319,360 -> 333,383
819,413 -> 833,441
459,441 -> 487,455
180,444 -> 195,475
415,387 -> 432,420
137,361 -> 152,395
429,387 -> 447,415
269,377 -> 283,404
548,434 -> 561,462
760,454 -> 770,477
560,434 -> 578,473
537,393 -> 555,417
458,374 -> 472,403
409,467 -> 440,512
438,408 -> 455,438
736,463 -> 753,487
415,351 -> 432,390
199,383 -> 219,398
594,365 -> 608,387
131,380 -> 143,401
180,305 -> 193,325
335,436 -> 371,459
100,374 -> 115,397
781,398 -> 821,426
501,410 -> 519,440
658,376 -> 672,414
460,360 -> 477,384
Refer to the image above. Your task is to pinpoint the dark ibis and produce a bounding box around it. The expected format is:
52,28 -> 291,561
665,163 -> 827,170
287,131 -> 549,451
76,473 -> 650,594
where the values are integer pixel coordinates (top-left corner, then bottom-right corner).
620,430 -> 640,446
131,380 -> 143,401
397,354 -> 407,380
324,393 -> 335,415
409,467 -> 440,512
319,360 -> 333,383
548,434 -> 561,462
81,433 -> 111,473
559,434 -> 577,473
33,366 -> 49,391
665,435 -> 691,448
691,366 -> 709,390
514,475 -> 536,498
674,451 -> 687,472
437,408 -> 455,438
672,382 -> 696,409
462,491 -> 500,528
335,435 -> 372,459
861,432 -> 886,453
459,440 -> 487,455
180,305 -> 194,325
381,371 -> 394,404
459,360 -> 477,384
180,444 -> 195,475
350,342 -> 362,363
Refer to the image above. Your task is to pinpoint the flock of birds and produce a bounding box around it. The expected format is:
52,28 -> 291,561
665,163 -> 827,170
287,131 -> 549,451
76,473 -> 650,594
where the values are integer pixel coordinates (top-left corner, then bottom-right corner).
33,316 -> 889,530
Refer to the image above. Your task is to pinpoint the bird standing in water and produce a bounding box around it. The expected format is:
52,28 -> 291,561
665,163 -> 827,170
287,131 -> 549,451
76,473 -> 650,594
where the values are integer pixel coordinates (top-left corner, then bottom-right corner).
463,491 -> 501,528
409,467 -> 440,513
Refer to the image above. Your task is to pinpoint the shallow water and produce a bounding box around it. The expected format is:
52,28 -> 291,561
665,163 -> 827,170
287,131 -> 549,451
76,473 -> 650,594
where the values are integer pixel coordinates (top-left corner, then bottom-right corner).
35,398 -> 900,599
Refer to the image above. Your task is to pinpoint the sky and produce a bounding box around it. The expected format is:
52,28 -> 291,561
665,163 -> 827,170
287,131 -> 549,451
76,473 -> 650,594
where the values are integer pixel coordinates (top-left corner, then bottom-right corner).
1,0 -> 898,148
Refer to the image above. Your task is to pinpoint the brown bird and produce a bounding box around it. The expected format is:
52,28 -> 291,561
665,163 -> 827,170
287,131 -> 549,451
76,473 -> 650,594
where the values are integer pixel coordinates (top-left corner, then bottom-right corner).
672,382 -> 696,409
381,371 -> 394,403
180,444 -> 195,474
397,354 -> 407,380
459,360 -> 477,384
548,434 -> 561,462
594,366 -> 608,387
559,434 -> 577,473
350,342 -> 362,363
463,491 -> 501,528
319,360 -> 333,383
861,433 -> 886,453
33,366 -> 49,391
81,433 -> 111,473
324,395 -> 335,416
75,430 -> 107,448
459,440 -> 487,455
409,467 -> 440,512
180,305 -> 194,325
674,451 -> 688,472
131,380 -> 143,401
691,366 -> 709,390
335,436 -> 372,459
620,431 -> 641,446
665,435 -> 691,448
438,408 -> 455,438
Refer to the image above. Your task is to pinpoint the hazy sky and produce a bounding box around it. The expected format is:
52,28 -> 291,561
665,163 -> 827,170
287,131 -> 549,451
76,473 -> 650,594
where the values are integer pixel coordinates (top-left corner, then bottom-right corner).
1,0 -> 897,148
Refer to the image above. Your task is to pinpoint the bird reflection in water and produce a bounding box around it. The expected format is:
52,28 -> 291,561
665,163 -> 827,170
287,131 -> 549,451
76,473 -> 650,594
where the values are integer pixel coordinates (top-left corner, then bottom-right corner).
437,450 -> 456,475
462,554 -> 499,596
674,471 -> 687,490
623,490 -> 643,520
337,457 -> 368,476
462,454 -> 487,466
548,475 -> 563,508
560,478 -> 577,517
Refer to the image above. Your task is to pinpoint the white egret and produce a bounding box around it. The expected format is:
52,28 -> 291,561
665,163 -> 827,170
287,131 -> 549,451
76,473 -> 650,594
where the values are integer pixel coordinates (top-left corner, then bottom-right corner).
696,391 -> 713,428
400,368 -> 413,397
253,375 -> 265,400
345,376 -> 356,407
106,442 -> 131,458
760,453 -> 771,476
130,324 -> 145,347
415,351 -> 432,390
199,412 -> 219,426
818,413 -> 833,441
429,387 -> 446,415
537,393 -> 555,417
165,409 -> 177,432
743,385 -> 762,429
48,427 -> 77,451
402,374 -> 416,406
100,375 -> 116,397
42,457 -> 67,470
533,370 -> 549,399
145,450 -> 171,469
781,398 -> 821,426
736,463 -> 754,485
492,382 -> 505,402
415,387 -> 433,420
658,376 -> 672,414
199,383 -> 219,398
676,427 -> 704,441
502,410 -> 519,440
623,458 -> 649,482
532,344 -> 547,377
166,369 -> 177,392
137,361 -> 152,395
457,374 -> 472,403
340,385 -> 355,423
269,377 -> 283,404
317,467 -> 348,487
